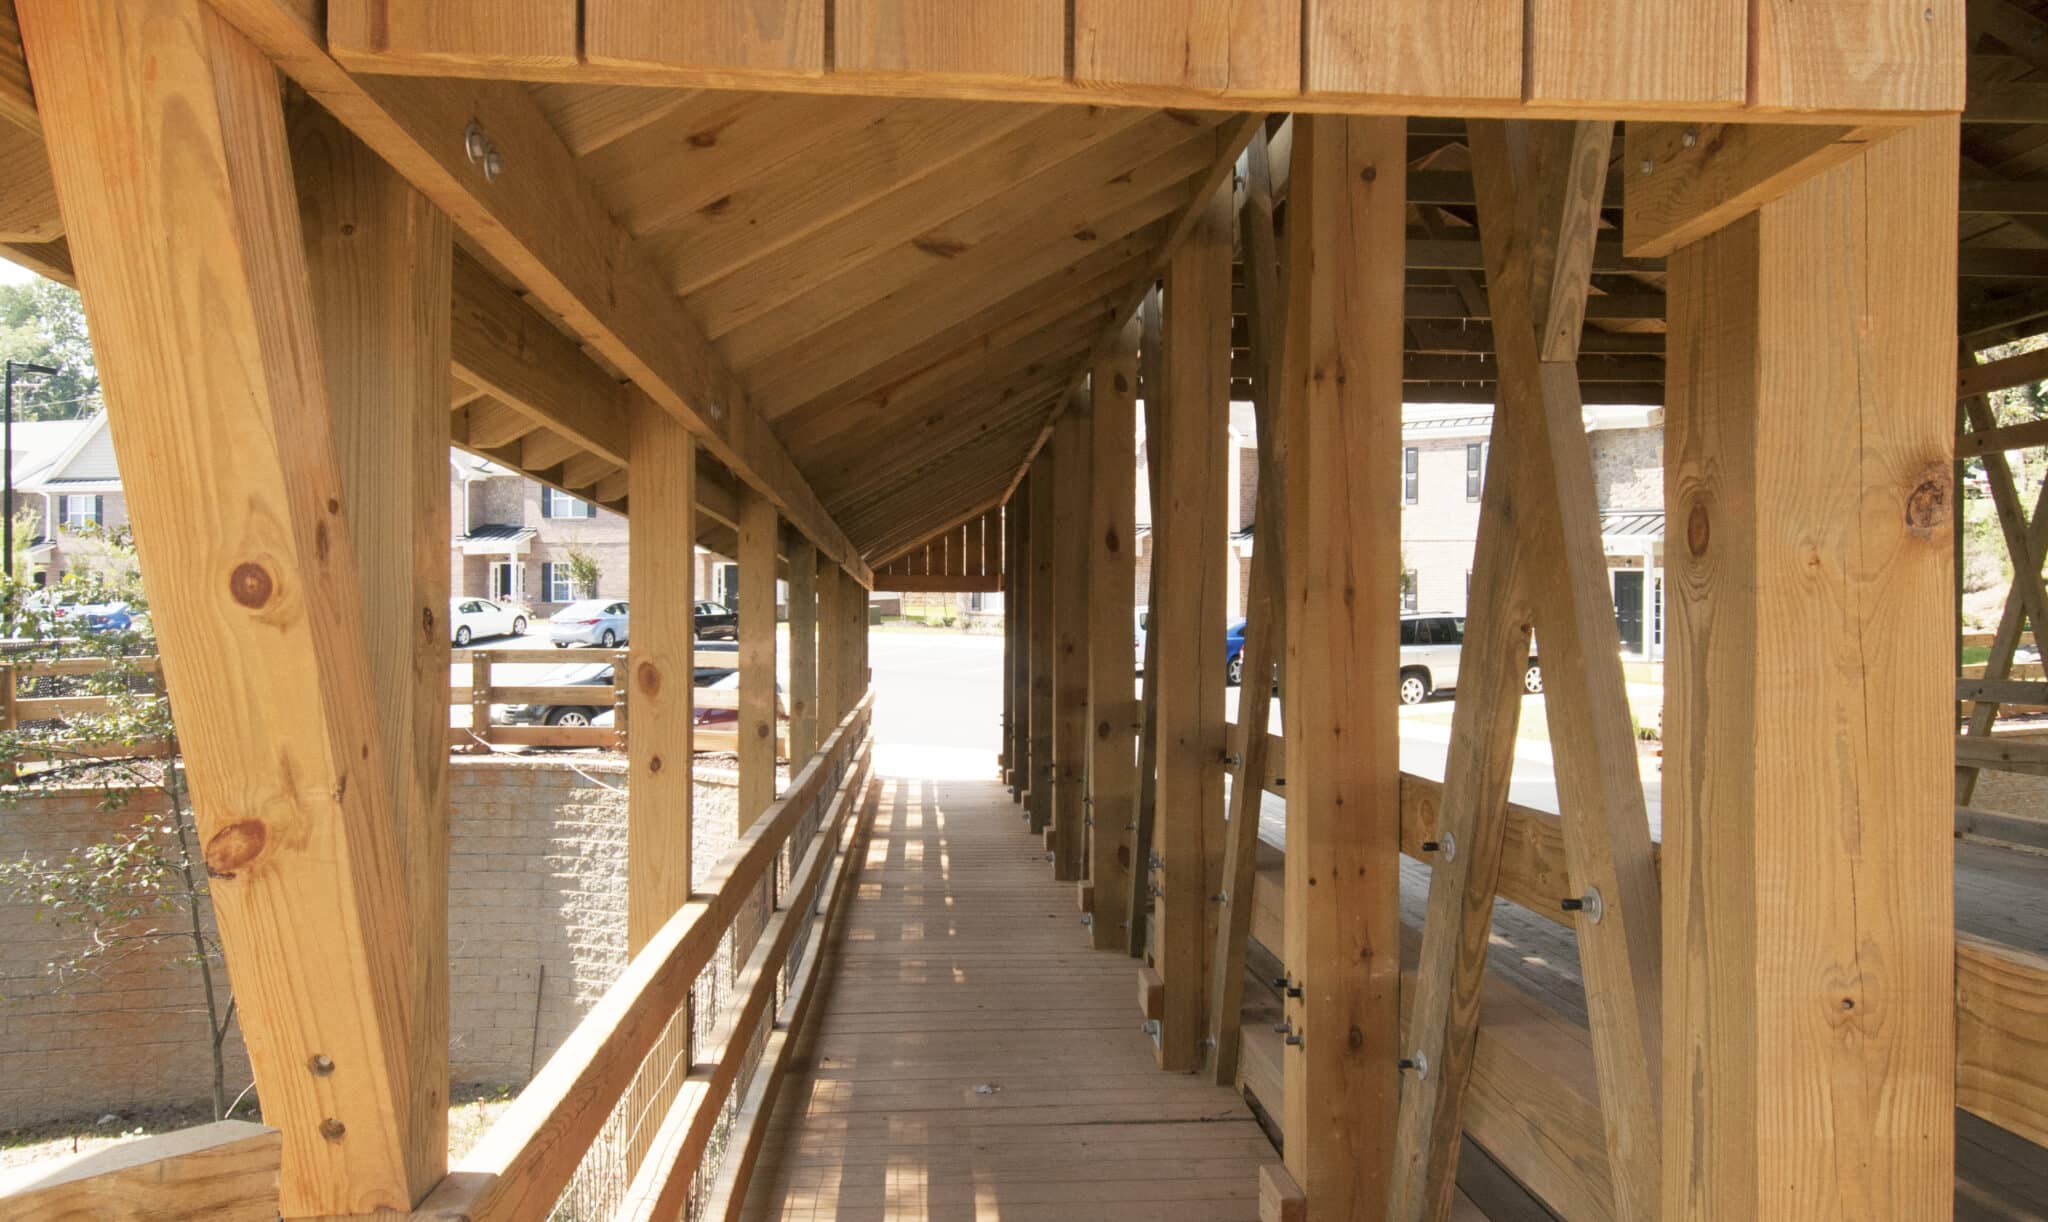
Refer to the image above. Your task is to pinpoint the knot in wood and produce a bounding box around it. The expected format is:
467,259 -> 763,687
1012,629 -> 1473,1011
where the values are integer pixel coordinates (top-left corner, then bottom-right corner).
1686,502 -> 1711,558
229,562 -> 273,609
203,819 -> 267,876
635,660 -> 663,696
1904,464 -> 1951,537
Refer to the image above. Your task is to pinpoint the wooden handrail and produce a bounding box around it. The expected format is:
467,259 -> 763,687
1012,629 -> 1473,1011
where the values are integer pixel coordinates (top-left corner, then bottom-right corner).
0,1121 -> 279,1220
415,693 -> 874,1221
616,730 -> 875,1219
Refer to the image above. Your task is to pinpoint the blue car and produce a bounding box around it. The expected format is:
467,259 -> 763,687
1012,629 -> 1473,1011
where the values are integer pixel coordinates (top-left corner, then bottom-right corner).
1225,618 -> 1247,686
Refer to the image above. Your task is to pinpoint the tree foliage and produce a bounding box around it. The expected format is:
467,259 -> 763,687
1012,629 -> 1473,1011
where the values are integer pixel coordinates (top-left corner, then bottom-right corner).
0,278 -> 100,420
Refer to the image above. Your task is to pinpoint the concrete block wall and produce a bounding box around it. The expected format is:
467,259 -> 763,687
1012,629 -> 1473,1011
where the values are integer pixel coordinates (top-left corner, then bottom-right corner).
0,758 -> 737,1129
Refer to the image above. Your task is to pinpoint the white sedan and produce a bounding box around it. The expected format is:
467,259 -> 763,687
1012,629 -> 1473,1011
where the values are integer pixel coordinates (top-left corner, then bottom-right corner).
450,597 -> 529,647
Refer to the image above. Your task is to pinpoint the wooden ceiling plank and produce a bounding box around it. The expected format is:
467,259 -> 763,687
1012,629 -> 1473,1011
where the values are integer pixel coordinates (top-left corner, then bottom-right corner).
781,295 -> 1127,459
586,91 -> 898,239
560,451 -> 614,490
0,116 -> 59,241
768,252 -> 1152,431
654,99 -> 1051,298
679,102 -> 1171,329
749,225 -> 1165,417
519,426 -> 583,471
208,0 -> 870,581
527,83 -> 702,157
812,369 -> 1081,501
721,137 -> 1213,369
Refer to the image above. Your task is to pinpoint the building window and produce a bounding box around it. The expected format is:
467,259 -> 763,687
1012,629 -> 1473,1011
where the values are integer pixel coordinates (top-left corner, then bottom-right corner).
1653,575 -> 1664,648
541,562 -> 585,603
1404,448 -> 1418,504
1466,443 -> 1483,501
1401,569 -> 1418,612
61,494 -> 101,530
541,488 -> 596,519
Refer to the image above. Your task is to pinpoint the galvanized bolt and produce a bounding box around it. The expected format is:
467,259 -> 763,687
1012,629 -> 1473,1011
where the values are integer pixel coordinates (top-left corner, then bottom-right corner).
463,122 -> 488,163
1273,1019 -> 1294,1035
1681,127 -> 1699,149
483,148 -> 504,182
1398,1050 -> 1429,1078
1640,158 -> 1655,175
1284,1031 -> 1305,1047
1559,886 -> 1604,923
1421,840 -> 1441,853
307,1053 -> 335,1077
1210,891 -> 1229,905
1222,751 -> 1243,767
319,1118 -> 346,1141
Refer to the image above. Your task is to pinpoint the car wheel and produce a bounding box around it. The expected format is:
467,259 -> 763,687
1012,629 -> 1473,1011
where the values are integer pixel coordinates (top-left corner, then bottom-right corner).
554,641 -> 569,649
455,625 -> 472,647
1399,672 -> 1429,706
1524,662 -> 1543,694
1226,653 -> 1244,687
512,616 -> 527,636
546,708 -> 594,728
601,629 -> 618,649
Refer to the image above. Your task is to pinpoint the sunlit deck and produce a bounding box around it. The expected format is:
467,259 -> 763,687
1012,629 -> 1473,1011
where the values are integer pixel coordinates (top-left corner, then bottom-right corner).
741,769 -> 1271,1222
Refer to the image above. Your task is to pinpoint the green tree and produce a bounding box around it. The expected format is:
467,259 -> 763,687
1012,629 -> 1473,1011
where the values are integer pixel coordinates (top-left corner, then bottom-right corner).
562,545 -> 601,600
0,530 -> 246,1119
0,277 -> 100,420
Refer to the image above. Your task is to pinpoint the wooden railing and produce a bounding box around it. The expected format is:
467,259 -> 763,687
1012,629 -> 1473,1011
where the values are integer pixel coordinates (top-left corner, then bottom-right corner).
0,1121 -> 280,1220
452,646 -> 789,756
417,692 -> 875,1220
1231,723 -> 2048,1207
0,654 -> 169,779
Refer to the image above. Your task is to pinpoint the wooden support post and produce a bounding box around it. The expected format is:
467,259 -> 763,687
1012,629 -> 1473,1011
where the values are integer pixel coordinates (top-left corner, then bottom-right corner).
627,414 -> 696,952
1127,286 -> 1167,959
1086,319 -> 1140,950
1151,180 -> 1231,1072
788,535 -> 819,764
21,2 -> 422,1208
470,651 -> 494,752
1003,495 -> 1019,790
1390,119 -> 1639,1222
1207,124 -> 1288,1086
739,489 -> 779,824
1663,117 -> 1957,1220
817,563 -> 845,731
1027,451 -> 1056,835
1278,115 -> 1404,1221
1051,398 -> 1093,881
291,96 -> 455,1200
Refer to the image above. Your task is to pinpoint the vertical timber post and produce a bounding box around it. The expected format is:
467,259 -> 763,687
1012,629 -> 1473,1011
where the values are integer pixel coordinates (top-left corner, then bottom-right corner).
1279,115 -> 1405,1222
1027,452 -> 1057,834
1087,319 -> 1140,950
1051,398 -> 1093,881
789,535 -> 819,764
627,411 -> 696,952
21,1 -> 425,1208
739,489 -> 780,826
1152,181 -> 1232,1072
1011,479 -> 1032,804
1663,118 -> 1958,1220
291,97 -> 455,1200
817,561 -> 845,730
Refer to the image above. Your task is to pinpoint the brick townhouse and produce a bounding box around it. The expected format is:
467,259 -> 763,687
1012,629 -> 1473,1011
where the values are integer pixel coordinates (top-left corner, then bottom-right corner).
8,412 -> 131,585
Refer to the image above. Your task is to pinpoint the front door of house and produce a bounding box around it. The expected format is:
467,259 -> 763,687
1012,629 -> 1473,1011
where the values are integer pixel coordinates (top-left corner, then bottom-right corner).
1613,570 -> 1644,656
492,561 -> 518,601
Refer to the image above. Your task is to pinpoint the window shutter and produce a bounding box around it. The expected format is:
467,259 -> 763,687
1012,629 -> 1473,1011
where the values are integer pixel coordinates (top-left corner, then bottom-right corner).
541,562 -> 554,599
93,496 -> 103,526
541,491 -> 554,519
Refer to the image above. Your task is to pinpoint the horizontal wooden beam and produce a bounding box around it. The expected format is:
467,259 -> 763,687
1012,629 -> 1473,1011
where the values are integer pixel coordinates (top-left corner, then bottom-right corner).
200,0 -> 870,584
450,249 -> 628,466
307,3 -> 1959,125
1959,415 -> 2048,457
1623,122 -> 1886,258
1959,344 -> 2048,398
0,1121 -> 281,1219
871,574 -> 1003,594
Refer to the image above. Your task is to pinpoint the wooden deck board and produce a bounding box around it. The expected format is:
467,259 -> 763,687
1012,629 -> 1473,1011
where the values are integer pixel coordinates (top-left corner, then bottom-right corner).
741,772 -> 1272,1221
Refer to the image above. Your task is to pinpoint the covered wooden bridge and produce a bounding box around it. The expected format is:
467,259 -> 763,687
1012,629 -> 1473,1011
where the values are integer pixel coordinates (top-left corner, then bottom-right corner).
0,0 -> 2035,1220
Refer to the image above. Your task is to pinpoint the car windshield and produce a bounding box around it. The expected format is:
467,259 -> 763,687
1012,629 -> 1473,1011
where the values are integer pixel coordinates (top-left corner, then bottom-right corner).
553,600 -> 611,619
529,663 -> 613,686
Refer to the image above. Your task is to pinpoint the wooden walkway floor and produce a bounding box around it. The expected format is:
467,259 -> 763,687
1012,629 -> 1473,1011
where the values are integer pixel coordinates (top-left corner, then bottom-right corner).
740,769 -> 1274,1222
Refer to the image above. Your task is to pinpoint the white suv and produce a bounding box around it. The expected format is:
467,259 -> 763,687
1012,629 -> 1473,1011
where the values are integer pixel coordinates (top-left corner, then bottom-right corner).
1398,612 -> 1542,705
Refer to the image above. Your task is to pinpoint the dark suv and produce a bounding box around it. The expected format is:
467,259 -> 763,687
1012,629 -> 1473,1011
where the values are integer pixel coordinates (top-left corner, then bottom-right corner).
694,599 -> 739,641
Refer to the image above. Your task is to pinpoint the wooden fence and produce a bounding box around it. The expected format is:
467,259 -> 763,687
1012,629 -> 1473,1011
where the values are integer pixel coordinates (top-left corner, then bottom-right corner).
452,646 -> 788,757
0,648 -> 785,761
0,695 -> 876,1221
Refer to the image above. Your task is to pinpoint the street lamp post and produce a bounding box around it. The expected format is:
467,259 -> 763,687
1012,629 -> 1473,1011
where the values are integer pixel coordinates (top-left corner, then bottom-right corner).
4,360 -> 60,584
